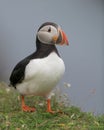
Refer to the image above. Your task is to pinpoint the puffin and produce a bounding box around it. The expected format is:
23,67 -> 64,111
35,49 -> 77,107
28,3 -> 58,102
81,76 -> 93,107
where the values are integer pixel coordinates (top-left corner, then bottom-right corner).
9,22 -> 69,113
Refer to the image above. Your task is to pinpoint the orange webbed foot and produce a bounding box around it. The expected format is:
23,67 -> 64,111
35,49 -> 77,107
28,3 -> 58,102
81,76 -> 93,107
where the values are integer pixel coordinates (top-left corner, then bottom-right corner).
22,105 -> 35,112
21,95 -> 35,112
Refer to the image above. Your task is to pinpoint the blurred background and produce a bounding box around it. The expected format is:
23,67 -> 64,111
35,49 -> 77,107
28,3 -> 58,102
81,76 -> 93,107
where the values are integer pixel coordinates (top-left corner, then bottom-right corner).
0,0 -> 103,115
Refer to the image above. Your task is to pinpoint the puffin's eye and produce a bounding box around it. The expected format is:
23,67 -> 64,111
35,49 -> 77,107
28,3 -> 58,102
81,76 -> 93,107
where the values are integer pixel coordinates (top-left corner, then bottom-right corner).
48,27 -> 51,32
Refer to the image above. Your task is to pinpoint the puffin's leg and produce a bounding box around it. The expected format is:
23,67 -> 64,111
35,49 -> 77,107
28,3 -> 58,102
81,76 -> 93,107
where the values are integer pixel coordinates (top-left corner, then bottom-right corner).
46,99 -> 54,113
21,95 -> 35,112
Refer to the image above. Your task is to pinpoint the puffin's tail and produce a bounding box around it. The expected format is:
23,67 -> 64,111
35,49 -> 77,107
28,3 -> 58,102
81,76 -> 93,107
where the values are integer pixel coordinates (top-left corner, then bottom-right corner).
8,83 -> 16,89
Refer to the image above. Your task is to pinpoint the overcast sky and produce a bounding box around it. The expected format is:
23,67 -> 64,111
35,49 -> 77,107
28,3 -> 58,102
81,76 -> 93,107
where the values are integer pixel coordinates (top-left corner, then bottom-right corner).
0,0 -> 104,114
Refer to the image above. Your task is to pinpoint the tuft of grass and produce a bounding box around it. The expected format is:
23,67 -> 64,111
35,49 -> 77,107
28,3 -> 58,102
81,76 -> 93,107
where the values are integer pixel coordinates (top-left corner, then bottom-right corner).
0,82 -> 104,130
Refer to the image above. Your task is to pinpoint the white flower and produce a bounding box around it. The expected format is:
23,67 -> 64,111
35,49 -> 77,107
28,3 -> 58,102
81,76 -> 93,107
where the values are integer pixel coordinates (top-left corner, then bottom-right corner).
64,82 -> 71,88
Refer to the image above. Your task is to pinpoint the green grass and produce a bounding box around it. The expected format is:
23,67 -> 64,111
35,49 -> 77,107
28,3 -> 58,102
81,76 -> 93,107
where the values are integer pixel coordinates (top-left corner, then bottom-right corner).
0,82 -> 104,130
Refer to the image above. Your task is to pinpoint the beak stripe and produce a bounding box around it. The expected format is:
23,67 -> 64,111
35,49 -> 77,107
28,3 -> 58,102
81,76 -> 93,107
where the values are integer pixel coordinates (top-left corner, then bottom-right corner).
56,31 -> 62,44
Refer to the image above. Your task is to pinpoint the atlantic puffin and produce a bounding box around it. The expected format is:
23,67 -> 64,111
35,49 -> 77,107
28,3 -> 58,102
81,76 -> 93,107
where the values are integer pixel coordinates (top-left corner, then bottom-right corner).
9,22 -> 69,113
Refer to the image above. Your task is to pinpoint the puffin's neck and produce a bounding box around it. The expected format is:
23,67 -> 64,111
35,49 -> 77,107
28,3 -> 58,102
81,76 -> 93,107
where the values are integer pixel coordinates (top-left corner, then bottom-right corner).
36,38 -> 60,57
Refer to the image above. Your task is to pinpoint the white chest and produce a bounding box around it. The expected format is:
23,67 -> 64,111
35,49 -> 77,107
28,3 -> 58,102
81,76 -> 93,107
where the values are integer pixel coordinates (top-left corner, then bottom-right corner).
17,52 -> 65,96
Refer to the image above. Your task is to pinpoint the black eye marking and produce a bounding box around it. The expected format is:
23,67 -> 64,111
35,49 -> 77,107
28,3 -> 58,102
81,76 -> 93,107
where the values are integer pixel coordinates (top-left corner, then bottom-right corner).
48,27 -> 51,32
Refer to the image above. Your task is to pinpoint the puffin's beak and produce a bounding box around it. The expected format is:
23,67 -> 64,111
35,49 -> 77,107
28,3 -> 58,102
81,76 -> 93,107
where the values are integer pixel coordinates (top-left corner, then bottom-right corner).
59,29 -> 69,45
52,29 -> 69,45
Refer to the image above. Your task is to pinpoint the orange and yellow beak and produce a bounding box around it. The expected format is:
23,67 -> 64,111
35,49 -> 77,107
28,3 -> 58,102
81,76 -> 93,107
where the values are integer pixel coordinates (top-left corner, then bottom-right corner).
52,29 -> 69,45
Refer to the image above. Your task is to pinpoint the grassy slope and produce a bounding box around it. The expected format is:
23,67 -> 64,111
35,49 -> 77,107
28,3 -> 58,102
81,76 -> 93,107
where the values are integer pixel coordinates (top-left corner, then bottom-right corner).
0,82 -> 104,130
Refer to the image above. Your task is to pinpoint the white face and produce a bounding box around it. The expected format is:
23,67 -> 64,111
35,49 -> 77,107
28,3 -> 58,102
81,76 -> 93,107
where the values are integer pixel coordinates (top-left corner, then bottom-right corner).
37,25 -> 58,44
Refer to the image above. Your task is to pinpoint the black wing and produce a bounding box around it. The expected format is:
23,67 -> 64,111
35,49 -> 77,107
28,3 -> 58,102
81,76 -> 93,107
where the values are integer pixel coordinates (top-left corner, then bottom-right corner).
9,52 -> 37,87
9,58 -> 30,87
